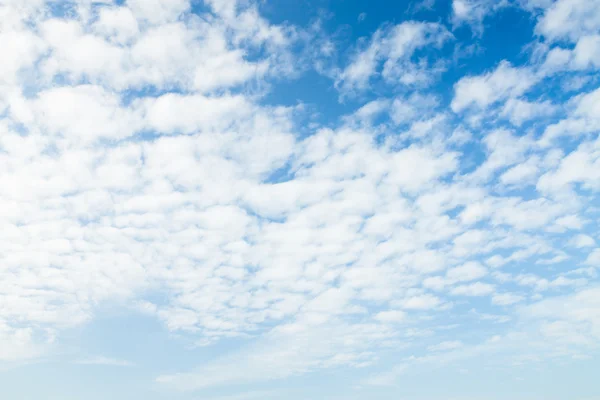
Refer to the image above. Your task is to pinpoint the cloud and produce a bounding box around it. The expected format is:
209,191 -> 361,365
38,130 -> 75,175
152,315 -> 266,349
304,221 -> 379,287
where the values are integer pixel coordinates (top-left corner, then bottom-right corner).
423,261 -> 488,291
451,61 -> 538,112
336,21 -> 451,95
31,1 -> 297,93
569,234 -> 596,248
400,294 -> 443,310
500,98 -> 558,126
535,0 -> 600,43
499,156 -> 541,187
126,0 -> 190,25
447,262 -> 488,282
537,135 -> 600,193
492,293 -> 525,306
539,86 -> 600,145
585,249 -> 600,266
389,93 -> 440,125
450,282 -> 495,296
374,310 -> 407,323
451,0 -> 509,35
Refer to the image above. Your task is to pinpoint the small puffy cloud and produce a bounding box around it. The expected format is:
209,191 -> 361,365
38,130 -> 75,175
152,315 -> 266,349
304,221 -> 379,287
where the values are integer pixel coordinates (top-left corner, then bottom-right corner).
337,21 -> 451,94
585,249 -> 600,266
451,0 -> 507,35
470,128 -> 535,181
569,234 -> 596,248
553,214 -> 585,231
500,98 -> 558,126
447,262 -> 488,282
535,0 -> 600,43
451,61 -> 537,112
451,282 -> 495,296
0,21 -> 46,86
425,261 -> 488,291
93,6 -> 140,44
538,84 -> 600,145
492,293 -> 524,306
25,85 -> 142,142
126,0 -> 191,24
374,310 -> 406,323
400,294 -> 442,310
389,93 -> 439,125
500,156 -> 540,186
537,137 -> 600,193
572,35 -> 600,70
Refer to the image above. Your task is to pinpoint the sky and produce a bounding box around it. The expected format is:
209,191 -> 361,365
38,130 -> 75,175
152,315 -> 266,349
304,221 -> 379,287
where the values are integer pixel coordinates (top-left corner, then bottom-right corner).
0,0 -> 600,399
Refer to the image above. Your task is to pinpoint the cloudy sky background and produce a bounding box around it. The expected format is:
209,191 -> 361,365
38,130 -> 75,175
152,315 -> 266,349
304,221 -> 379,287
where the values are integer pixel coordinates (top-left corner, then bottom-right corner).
1,0 -> 600,399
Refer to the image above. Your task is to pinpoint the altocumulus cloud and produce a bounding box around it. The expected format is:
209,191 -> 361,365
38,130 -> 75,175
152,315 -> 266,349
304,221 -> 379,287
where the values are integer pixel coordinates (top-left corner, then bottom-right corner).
0,0 -> 600,399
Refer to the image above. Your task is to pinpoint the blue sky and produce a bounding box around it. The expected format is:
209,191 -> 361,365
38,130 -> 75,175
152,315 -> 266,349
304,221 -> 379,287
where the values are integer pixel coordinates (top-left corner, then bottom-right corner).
1,0 -> 600,399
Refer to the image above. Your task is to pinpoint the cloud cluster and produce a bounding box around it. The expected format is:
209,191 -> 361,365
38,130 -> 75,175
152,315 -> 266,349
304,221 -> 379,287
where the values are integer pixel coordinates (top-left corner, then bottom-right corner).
336,21 -> 452,95
0,0 -> 599,394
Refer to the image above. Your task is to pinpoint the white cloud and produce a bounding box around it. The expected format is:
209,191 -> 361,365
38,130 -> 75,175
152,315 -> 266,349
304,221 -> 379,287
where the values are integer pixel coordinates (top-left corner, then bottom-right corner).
469,128 -> 535,181
126,0 -> 190,25
390,93 -> 439,125
424,261 -> 488,291
93,6 -> 140,44
569,234 -> 595,248
535,0 -> 600,43
374,310 -> 406,323
337,21 -> 451,94
492,293 -> 524,306
540,36 -> 600,75
585,249 -> 600,266
30,1 -> 297,93
500,98 -> 558,126
451,282 -> 495,296
0,21 -> 46,87
539,86 -> 600,145
537,136 -> 600,193
25,85 -> 142,142
572,35 -> 600,69
137,92 -> 253,134
447,261 -> 488,282
499,156 -> 540,186
451,61 -> 537,112
451,0 -> 508,35
400,294 -> 442,310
